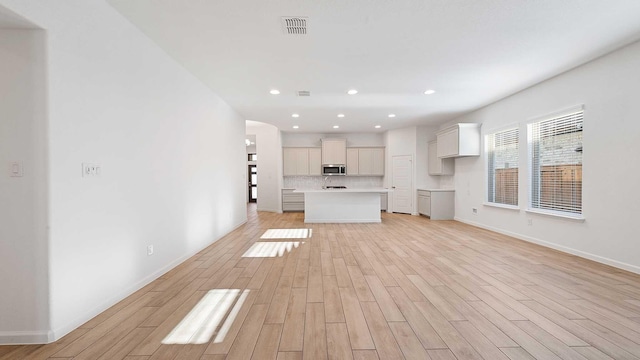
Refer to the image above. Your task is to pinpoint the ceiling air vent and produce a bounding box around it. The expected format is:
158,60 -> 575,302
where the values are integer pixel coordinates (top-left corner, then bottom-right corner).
297,90 -> 311,97
282,16 -> 308,35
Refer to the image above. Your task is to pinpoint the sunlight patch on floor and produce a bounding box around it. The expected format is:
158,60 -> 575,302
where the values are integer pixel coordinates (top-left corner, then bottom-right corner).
241,241 -> 303,257
161,289 -> 249,345
260,228 -> 312,239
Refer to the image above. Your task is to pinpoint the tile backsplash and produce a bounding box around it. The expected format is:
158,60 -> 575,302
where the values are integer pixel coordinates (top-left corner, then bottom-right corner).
283,176 -> 384,189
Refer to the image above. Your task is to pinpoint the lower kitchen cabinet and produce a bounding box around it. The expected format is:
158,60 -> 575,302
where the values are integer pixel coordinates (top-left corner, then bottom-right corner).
417,189 -> 454,220
282,189 -> 304,212
380,193 -> 388,211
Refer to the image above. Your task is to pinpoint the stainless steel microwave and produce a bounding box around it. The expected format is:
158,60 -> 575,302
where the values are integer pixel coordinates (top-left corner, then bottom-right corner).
322,164 -> 346,176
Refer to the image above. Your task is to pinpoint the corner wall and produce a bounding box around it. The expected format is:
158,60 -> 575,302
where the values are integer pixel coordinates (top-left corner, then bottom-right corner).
0,0 -> 248,343
246,121 -> 283,213
0,28 -> 49,343
447,39 -> 640,274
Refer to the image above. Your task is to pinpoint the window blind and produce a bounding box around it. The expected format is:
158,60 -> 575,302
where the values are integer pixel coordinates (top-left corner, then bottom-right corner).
529,109 -> 583,215
487,128 -> 519,206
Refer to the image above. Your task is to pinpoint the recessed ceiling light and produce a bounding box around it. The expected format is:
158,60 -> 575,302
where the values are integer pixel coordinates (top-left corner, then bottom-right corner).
270,89 -> 280,95
424,89 -> 436,95
337,114 -> 345,118
291,113 -> 299,118
333,125 -> 339,129
375,125 -> 381,129
388,114 -> 396,118
292,125 -> 299,129
347,89 -> 358,95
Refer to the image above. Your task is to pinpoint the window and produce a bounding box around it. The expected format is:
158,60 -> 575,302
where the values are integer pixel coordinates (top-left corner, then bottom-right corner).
487,127 -> 519,206
248,153 -> 257,161
528,108 -> 583,216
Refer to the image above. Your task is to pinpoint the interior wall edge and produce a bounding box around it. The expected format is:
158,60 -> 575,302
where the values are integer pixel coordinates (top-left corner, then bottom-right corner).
454,217 -> 640,276
47,217 -> 247,343
0,330 -> 53,346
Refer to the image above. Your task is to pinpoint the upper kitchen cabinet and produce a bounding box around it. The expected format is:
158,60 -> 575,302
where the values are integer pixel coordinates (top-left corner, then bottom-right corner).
283,147 -> 321,176
321,138 -> 346,164
308,148 -> 322,176
428,140 -> 454,175
346,148 -> 359,175
436,123 -> 481,158
347,147 -> 384,176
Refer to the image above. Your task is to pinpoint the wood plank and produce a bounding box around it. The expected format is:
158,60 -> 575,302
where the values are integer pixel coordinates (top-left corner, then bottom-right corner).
413,301 -> 483,360
279,288 -> 307,352
339,287 -> 375,350
364,276 -> 404,322
307,266 -> 324,303
204,290 -> 258,355
265,276 -> 294,324
388,322 -> 431,360
359,302 -> 404,359
303,302 -> 327,360
323,275 -> 346,323
386,287 -> 447,350
347,265 -> 376,302
226,303 -> 269,359
251,324 -> 282,360
452,321 -> 511,360
326,323 -> 354,360
352,350 -> 380,360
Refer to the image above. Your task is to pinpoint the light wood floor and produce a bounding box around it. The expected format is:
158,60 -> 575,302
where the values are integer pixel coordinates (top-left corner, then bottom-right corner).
3,205 -> 640,360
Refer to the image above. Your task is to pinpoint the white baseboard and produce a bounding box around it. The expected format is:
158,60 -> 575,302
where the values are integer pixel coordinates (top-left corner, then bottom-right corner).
49,219 -> 248,343
0,330 -> 54,345
454,217 -> 640,275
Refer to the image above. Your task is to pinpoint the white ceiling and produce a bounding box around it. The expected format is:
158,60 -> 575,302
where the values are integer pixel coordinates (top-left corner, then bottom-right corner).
107,0 -> 640,133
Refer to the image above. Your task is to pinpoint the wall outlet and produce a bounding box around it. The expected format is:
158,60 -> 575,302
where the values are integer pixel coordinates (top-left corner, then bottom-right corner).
472,208 -> 478,215
147,245 -> 154,256
82,163 -> 101,177
9,161 -> 23,177
527,219 -> 533,226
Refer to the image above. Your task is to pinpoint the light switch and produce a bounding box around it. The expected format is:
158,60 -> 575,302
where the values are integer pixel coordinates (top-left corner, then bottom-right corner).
9,161 -> 23,177
82,163 -> 101,177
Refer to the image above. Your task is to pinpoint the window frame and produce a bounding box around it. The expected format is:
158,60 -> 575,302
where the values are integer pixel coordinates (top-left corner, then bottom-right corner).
484,125 -> 521,210
526,105 -> 585,220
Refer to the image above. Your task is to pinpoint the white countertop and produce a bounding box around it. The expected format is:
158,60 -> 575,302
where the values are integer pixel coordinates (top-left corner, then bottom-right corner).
294,188 -> 392,193
417,188 -> 455,192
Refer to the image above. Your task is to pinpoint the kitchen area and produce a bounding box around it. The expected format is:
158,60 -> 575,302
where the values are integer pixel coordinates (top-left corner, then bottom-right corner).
253,123 -> 481,223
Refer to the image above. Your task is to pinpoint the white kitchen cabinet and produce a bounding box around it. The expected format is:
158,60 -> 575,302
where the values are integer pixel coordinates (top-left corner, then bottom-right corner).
417,189 -> 454,220
380,193 -> 388,211
321,138 -> 347,164
418,192 -> 431,217
282,189 -> 304,212
428,140 -> 454,175
309,148 -> 322,176
283,147 -> 321,176
346,147 -> 385,176
346,148 -> 359,175
436,123 -> 481,158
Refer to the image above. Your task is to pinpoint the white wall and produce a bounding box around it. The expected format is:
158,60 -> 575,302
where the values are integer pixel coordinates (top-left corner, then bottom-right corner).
0,0 -> 248,343
0,28 -> 49,342
246,121 -> 283,213
447,39 -> 640,274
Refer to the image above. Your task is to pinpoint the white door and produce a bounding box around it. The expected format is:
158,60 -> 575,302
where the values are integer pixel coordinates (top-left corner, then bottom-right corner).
392,155 -> 413,214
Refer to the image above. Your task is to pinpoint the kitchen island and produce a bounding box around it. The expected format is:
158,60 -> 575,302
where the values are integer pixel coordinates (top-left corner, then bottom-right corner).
294,188 -> 392,223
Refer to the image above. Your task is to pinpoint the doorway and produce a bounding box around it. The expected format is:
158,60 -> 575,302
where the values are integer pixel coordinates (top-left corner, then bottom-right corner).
392,155 -> 413,214
248,163 -> 257,203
